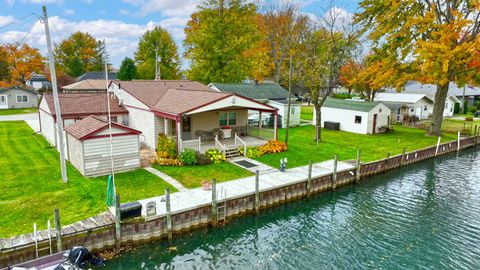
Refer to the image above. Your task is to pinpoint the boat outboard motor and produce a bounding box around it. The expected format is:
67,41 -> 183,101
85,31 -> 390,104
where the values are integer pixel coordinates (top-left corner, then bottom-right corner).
54,246 -> 104,269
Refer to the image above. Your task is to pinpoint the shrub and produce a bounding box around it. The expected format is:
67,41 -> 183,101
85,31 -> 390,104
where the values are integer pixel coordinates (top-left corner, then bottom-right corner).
156,158 -> 183,166
465,116 -> 474,122
206,149 -> 226,164
468,106 -> 478,114
179,148 -> 198,165
157,134 -> 177,158
238,146 -> 263,158
197,152 -> 212,166
260,140 -> 288,154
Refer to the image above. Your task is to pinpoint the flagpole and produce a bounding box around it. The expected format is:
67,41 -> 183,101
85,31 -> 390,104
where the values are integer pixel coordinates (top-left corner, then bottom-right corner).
104,42 -> 116,199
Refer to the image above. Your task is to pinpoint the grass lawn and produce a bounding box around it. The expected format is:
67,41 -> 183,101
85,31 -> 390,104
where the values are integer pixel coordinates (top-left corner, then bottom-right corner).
441,118 -> 480,134
0,107 -> 38,115
153,163 -> 254,189
301,105 -> 313,121
0,121 -> 176,237
255,125 -> 457,168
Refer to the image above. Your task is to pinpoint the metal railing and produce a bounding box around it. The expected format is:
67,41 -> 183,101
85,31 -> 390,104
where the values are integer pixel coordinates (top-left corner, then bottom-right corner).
215,135 -> 227,154
179,137 -> 201,152
234,133 -> 247,157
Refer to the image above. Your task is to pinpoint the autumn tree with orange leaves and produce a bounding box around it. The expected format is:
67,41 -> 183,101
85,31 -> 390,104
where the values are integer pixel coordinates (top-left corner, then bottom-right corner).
0,43 -> 43,87
356,0 -> 480,136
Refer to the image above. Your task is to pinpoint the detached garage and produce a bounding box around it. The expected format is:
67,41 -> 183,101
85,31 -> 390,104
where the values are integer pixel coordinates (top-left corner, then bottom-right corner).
65,116 -> 141,177
314,98 -> 391,134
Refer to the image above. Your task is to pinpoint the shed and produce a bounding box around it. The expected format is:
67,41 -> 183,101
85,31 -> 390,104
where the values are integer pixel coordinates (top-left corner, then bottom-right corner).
64,116 -> 141,177
314,98 -> 391,134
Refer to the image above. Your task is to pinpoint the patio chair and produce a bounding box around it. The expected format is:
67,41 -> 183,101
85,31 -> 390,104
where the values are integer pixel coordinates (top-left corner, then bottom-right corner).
213,128 -> 223,140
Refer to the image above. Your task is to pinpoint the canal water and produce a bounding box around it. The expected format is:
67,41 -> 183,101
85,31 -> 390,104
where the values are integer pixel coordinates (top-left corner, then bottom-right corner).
103,150 -> 480,269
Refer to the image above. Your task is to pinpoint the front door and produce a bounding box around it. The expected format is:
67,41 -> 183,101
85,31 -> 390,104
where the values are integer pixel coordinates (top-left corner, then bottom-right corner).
372,114 -> 378,134
182,116 -> 191,140
0,95 -> 7,109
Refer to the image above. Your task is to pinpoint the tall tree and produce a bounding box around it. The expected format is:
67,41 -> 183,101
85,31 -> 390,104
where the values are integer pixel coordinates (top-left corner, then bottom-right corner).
356,0 -> 480,136
117,57 -> 138,81
296,8 -> 359,142
135,26 -> 180,80
54,32 -> 105,77
259,2 -> 308,84
0,46 -> 11,85
3,43 -> 43,85
184,0 -> 259,84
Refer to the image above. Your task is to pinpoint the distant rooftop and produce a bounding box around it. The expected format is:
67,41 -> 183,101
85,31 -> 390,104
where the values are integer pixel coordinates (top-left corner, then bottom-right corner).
62,79 -> 110,91
75,71 -> 117,82
210,82 -> 292,100
323,97 -> 383,112
375,93 -> 433,104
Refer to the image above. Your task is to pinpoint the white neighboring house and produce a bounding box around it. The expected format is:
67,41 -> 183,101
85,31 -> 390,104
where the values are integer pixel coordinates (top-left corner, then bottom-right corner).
209,82 -> 301,128
38,92 -> 129,150
26,73 -> 50,90
374,93 -> 434,119
313,98 -> 391,134
439,94 -> 461,117
65,115 -> 141,177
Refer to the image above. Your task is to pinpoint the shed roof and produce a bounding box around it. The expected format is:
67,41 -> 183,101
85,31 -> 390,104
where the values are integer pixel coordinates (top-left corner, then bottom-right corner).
210,82 -> 291,100
375,93 -> 433,104
323,97 -> 383,112
65,115 -> 140,140
42,92 -> 128,117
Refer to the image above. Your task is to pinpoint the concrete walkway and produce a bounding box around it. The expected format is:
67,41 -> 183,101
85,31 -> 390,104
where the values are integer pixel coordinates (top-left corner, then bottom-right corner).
228,157 -> 276,173
144,166 -> 188,192
0,113 -> 40,132
124,159 -> 356,218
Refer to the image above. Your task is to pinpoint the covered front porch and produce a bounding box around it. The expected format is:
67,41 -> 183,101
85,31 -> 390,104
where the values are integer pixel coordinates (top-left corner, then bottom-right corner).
154,94 -> 278,156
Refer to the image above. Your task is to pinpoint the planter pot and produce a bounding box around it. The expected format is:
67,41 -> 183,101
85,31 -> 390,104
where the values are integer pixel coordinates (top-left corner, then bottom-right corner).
222,128 -> 232,139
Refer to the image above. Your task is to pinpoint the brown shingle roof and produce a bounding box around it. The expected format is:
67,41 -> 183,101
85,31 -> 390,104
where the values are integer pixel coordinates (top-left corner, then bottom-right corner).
62,79 -> 109,91
42,92 -> 128,117
65,115 -> 140,140
114,80 -> 230,114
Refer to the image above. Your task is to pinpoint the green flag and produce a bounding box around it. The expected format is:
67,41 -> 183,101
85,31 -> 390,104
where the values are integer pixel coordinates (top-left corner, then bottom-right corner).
106,175 -> 115,207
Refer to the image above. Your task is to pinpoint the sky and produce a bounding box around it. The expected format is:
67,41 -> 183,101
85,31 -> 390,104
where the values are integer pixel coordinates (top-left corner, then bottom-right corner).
0,0 -> 360,69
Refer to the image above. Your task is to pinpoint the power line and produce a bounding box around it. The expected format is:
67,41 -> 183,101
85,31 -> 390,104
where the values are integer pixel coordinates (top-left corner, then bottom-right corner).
16,17 -> 40,48
50,20 -> 64,42
0,12 -> 38,30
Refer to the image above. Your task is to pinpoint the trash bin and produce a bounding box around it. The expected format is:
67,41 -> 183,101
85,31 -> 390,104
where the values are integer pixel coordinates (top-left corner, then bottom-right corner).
120,201 -> 142,220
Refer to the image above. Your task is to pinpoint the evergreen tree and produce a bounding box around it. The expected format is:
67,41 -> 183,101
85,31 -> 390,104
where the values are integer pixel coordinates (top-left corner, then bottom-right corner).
66,57 -> 85,78
117,57 -> 138,81
134,26 -> 180,80
184,0 -> 259,83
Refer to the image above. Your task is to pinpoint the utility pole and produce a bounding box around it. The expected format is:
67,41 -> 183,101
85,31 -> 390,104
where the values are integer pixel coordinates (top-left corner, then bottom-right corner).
42,5 -> 67,183
285,54 -> 293,146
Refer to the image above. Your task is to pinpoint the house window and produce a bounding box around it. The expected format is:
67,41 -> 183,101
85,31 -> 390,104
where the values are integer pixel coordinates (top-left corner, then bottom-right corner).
228,112 -> 236,125
424,105 -> 428,111
219,112 -> 228,126
110,116 -> 118,123
355,115 -> 362,124
220,112 -> 237,126
16,95 -> 28,103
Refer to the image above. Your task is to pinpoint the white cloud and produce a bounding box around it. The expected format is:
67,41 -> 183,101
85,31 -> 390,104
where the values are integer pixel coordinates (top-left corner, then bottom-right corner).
83,0 -> 94,3
64,9 -> 75,16
0,15 -> 16,27
122,0 -> 201,17
159,17 -> 189,28
118,9 -> 130,15
4,0 -> 15,6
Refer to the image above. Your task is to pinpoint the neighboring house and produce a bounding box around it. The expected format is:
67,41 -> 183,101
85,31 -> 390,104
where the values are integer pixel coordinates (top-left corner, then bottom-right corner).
75,71 -> 117,82
38,92 -> 129,149
26,73 -> 50,90
62,79 -> 110,92
314,98 -> 391,134
383,102 -> 410,124
374,93 -> 434,119
109,80 -> 278,153
0,86 -> 38,110
209,82 -> 301,127
65,115 -> 141,177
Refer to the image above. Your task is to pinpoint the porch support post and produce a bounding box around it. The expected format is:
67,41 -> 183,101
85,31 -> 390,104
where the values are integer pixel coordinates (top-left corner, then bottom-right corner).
274,111 -> 278,141
259,111 -> 262,139
164,117 -> 169,135
176,117 -> 181,154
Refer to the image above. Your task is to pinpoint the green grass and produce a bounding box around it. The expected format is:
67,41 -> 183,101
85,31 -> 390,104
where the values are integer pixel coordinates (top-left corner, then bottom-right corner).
0,107 -> 37,115
300,105 -> 313,121
0,121 -> 176,237
255,125 -> 457,168
441,118 -> 480,134
153,163 -> 254,189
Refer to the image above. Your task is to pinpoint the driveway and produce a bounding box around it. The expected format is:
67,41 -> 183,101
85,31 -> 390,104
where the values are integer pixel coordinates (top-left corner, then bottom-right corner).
0,113 -> 40,132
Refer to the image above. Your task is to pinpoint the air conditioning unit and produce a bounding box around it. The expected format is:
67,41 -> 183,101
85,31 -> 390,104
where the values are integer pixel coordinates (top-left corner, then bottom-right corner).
122,120 -> 129,126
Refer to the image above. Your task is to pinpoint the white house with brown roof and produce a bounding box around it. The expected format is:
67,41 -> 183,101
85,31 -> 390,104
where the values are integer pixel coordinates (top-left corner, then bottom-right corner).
65,116 -> 141,177
38,92 -> 129,149
109,80 -> 279,155
374,93 -> 434,119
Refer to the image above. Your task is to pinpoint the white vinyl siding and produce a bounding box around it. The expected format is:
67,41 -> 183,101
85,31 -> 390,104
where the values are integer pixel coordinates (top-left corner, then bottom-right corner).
267,100 -> 301,127
126,106 -> 156,149
39,99 -> 56,146
66,133 -> 85,175
82,135 -> 140,177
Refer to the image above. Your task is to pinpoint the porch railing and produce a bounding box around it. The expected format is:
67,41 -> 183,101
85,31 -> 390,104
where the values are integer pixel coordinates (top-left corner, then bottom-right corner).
215,135 -> 227,154
179,137 -> 201,152
247,125 -> 275,141
234,133 -> 247,157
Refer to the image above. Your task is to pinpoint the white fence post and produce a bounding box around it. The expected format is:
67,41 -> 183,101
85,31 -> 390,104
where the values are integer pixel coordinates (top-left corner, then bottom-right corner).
198,137 -> 201,152
34,223 -> 38,258
457,131 -> 461,152
435,136 -> 441,156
